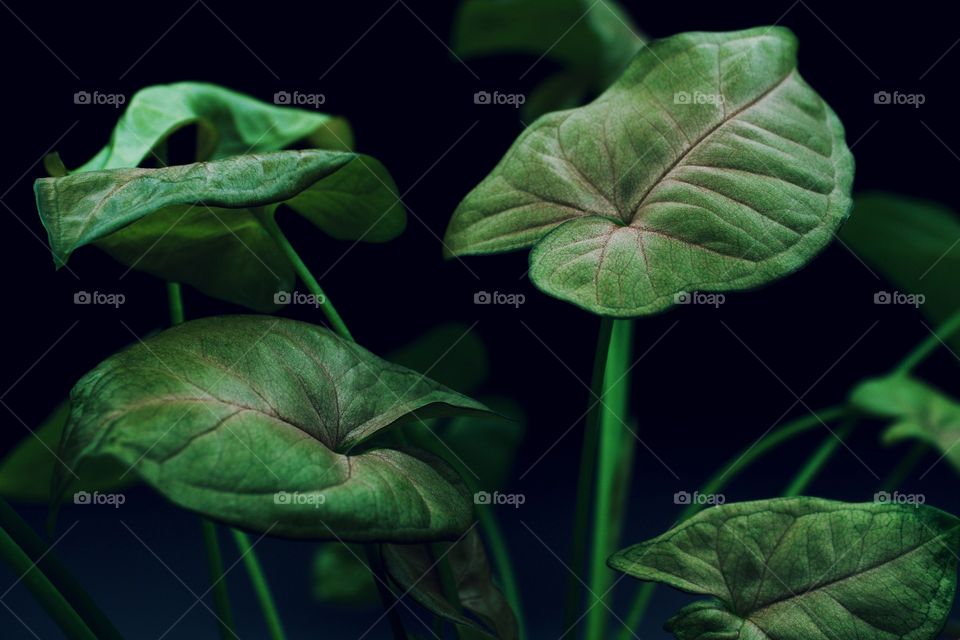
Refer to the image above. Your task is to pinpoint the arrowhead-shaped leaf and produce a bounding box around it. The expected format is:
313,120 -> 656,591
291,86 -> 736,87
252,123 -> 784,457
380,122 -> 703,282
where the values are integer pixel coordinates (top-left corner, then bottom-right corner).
383,529 -> 519,639
69,82 -> 352,173
609,497 -> 960,640
851,375 -> 960,473
35,149 -> 404,311
55,315 -> 491,541
445,27 -> 854,316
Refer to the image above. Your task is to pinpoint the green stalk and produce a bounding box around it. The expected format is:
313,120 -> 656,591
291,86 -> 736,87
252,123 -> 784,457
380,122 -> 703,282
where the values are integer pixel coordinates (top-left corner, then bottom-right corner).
783,419 -> 856,497
0,522 -> 96,640
880,441 -> 927,492
429,543 -> 463,638
562,319 -> 613,633
364,544 -> 407,640
166,281 -> 185,325
200,521 -> 235,640
586,318 -> 634,640
893,308 -> 960,375
231,530 -> 286,640
253,208 -> 353,341
475,506 -> 525,637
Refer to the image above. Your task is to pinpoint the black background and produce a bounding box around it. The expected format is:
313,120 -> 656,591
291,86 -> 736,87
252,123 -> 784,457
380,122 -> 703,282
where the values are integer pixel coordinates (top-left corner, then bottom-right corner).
1,1 -> 959,638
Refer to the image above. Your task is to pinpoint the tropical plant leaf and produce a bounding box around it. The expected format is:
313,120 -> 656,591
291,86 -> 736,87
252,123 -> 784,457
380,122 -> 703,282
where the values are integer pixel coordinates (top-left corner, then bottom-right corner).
840,193 -> 960,350
851,375 -> 960,472
609,497 -> 960,640
445,27 -> 854,317
66,82 -> 352,173
383,529 -> 518,639
35,149 -> 404,312
387,324 -> 490,394
452,0 -> 643,119
54,315 -> 491,541
312,543 -> 378,608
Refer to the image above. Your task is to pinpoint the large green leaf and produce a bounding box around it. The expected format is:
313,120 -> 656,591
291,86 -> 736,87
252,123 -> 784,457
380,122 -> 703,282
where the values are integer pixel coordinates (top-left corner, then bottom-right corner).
383,530 -> 518,639
445,27 -> 854,317
55,315 -> 491,541
68,82 -> 352,173
841,193 -> 960,349
851,375 -> 960,472
35,149 -> 404,312
609,497 -> 960,640
452,0 -> 643,119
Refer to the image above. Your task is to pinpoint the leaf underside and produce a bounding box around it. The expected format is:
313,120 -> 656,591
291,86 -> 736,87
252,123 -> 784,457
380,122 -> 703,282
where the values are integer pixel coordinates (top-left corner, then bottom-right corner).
445,27 -> 854,316
56,316 -> 491,541
609,497 -> 960,640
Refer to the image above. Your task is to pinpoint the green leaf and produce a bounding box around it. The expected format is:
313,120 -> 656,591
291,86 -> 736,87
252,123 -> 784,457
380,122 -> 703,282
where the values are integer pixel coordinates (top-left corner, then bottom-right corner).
67,82 -> 352,173
383,529 -> 519,639
840,193 -> 960,349
609,497 -> 960,640
388,324 -> 490,394
35,149 -> 404,312
312,543 -> 378,608
445,27 -> 854,317
851,375 -> 960,471
55,315 -> 492,541
452,0 -> 643,118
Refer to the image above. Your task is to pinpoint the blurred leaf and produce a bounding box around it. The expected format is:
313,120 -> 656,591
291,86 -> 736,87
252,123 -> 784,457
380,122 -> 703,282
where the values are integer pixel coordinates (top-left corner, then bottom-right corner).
445,27 -> 854,316
443,398 -> 524,491
384,529 -> 519,639
452,0 -> 643,118
55,316 -> 492,540
35,149 -> 404,312
65,82 -> 352,173
388,324 -> 490,394
841,193 -> 960,348
312,543 -> 378,608
610,497 -> 960,640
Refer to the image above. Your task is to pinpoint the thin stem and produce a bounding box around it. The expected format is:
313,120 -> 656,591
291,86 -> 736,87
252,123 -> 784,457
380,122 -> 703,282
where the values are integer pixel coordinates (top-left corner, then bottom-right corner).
893,308 -> 960,375
201,521 -> 236,640
783,419 -> 856,497
586,318 -> 634,640
475,506 -> 526,638
166,282 -> 185,325
429,543 -> 463,638
253,208 -> 353,341
364,544 -> 407,640
231,530 -> 286,640
618,406 -> 846,640
881,441 -> 927,492
562,318 -> 613,632
0,522 -> 97,640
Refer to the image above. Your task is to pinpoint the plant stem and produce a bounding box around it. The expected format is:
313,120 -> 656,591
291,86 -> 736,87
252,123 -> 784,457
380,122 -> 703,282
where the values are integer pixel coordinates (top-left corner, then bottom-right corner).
429,542 -> 463,638
200,521 -> 236,640
783,419 -> 856,497
364,544 -> 407,640
253,208 -> 353,341
586,318 -> 634,640
0,522 -> 97,640
231,530 -> 286,640
166,281 -> 185,325
475,505 -> 526,638
562,319 -> 613,633
893,308 -> 960,375
880,441 -> 927,492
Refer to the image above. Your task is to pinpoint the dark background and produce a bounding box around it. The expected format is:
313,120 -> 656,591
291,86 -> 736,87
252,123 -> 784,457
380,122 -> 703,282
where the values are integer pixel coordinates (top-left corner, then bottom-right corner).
1,0 -> 958,638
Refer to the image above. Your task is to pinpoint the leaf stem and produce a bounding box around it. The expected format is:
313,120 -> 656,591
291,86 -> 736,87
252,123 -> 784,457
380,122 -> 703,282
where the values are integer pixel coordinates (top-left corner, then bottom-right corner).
476,505 -> 526,639
563,319 -> 613,633
200,520 -> 236,640
880,441 -> 927,492
364,544 -> 407,640
166,281 -> 185,325
783,419 -> 856,497
253,208 -> 353,341
586,318 -> 634,640
231,530 -> 287,640
893,308 -> 960,375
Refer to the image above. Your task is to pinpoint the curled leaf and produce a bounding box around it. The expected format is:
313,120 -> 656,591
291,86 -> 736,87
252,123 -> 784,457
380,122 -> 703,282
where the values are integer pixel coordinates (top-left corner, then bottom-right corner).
56,315 -> 491,541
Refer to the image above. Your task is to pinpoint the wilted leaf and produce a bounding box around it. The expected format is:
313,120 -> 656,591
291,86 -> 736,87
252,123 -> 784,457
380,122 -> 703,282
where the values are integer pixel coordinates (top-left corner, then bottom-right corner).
609,497 -> 960,640
445,27 -> 854,316
312,543 -> 378,608
35,149 -> 404,311
68,82 -> 352,173
55,315 -> 491,541
384,529 -> 518,639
